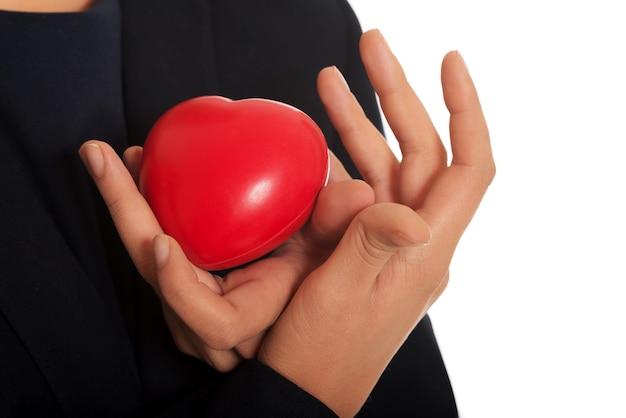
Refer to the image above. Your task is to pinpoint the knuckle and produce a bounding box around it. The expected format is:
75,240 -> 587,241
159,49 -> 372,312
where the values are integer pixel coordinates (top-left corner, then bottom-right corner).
354,221 -> 393,267
235,336 -> 263,360
103,192 -> 127,220
206,318 -> 238,350
200,348 -> 241,372
475,161 -> 497,188
484,160 -> 497,184
160,280 -> 187,306
434,142 -> 449,167
208,355 -> 239,373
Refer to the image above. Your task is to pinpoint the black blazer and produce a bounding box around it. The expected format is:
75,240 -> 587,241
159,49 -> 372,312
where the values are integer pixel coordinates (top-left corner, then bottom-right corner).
0,0 -> 457,416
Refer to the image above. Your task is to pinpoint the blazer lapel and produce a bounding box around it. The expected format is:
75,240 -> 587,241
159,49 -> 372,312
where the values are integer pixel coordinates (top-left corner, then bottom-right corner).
0,135 -> 143,417
0,0 -> 220,414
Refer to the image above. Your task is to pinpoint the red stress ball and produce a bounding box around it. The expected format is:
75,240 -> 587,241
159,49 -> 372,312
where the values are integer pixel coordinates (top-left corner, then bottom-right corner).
139,96 -> 329,270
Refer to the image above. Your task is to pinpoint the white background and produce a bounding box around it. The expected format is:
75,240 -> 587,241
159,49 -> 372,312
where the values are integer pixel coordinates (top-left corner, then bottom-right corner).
349,1 -> 625,417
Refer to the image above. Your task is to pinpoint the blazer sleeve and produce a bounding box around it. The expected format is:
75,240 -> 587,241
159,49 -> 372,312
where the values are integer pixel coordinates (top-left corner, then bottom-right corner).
154,360 -> 337,418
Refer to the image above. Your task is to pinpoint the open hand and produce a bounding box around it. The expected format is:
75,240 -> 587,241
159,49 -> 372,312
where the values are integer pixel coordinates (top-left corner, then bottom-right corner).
257,29 -> 495,417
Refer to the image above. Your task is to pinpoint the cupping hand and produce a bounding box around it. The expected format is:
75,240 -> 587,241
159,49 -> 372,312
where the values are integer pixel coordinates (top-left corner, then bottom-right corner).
256,29 -> 495,417
79,140 -> 374,372
79,26 -> 494,417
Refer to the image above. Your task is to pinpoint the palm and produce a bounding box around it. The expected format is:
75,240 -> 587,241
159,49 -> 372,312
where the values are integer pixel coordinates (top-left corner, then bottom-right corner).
313,30 -> 494,313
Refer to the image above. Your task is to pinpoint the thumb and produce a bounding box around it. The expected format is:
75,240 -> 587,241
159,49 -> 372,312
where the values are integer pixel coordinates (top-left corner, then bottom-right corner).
305,179 -> 375,246
321,203 -> 431,287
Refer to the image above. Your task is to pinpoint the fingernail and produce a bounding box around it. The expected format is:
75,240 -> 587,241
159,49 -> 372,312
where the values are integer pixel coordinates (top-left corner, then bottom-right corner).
420,226 -> 433,246
153,234 -> 170,267
456,50 -> 469,73
332,66 -> 351,92
395,225 -> 432,247
373,28 -> 390,50
80,142 -> 104,178
368,29 -> 399,73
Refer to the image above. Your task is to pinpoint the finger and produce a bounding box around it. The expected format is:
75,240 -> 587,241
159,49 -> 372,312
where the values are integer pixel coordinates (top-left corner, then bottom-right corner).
155,235 -> 288,350
79,140 -> 162,285
317,66 -> 399,202
318,203 -> 431,292
305,179 -> 375,245
327,150 -> 352,184
360,29 -> 447,208
234,334 -> 264,359
203,347 -> 243,372
420,52 -> 495,247
163,307 -> 243,372
122,146 -> 143,186
154,234 -> 240,349
442,51 -> 494,171
359,29 -> 443,158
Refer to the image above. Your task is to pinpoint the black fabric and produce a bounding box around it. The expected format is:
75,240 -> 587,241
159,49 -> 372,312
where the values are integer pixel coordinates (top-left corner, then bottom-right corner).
0,2 -> 143,416
0,0 -> 458,416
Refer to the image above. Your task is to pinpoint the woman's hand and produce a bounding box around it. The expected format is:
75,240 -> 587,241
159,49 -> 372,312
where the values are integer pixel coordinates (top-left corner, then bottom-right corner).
257,29 -> 495,417
79,141 -> 373,372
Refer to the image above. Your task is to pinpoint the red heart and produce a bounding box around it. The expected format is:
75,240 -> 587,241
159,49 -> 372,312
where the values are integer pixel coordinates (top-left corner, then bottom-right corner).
139,96 -> 329,270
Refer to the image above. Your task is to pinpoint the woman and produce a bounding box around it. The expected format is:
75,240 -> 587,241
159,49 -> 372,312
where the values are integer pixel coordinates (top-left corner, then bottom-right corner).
0,0 -> 494,416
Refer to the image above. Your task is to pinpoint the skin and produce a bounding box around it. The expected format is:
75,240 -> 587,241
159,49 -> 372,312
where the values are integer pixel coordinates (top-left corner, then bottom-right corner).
258,30 -> 495,416
81,142 -> 377,371
0,0 -> 93,12
78,28 -> 494,417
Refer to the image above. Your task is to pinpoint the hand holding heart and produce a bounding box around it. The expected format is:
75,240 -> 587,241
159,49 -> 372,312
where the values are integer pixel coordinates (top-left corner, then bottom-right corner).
80,139 -> 373,371
80,28 -> 494,416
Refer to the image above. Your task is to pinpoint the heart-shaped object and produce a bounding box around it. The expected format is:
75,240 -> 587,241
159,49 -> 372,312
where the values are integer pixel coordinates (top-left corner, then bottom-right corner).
139,96 -> 329,270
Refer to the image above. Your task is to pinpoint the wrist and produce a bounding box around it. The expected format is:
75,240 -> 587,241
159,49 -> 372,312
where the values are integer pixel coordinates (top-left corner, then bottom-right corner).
258,338 -> 383,417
